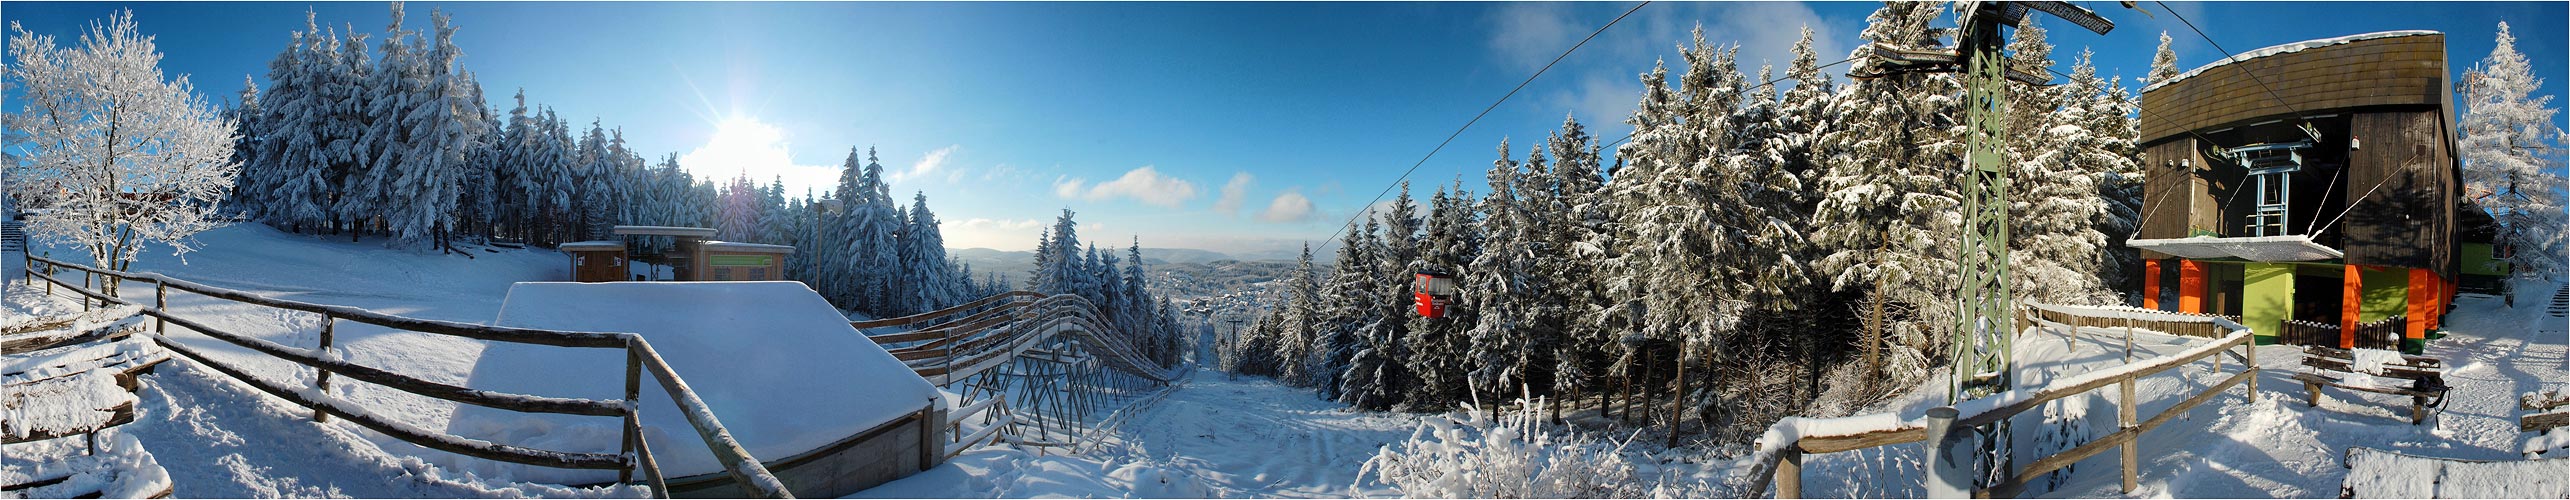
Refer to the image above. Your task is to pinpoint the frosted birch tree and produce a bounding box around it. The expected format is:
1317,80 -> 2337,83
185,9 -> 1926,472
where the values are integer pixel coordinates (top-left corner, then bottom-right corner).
5,10 -> 239,282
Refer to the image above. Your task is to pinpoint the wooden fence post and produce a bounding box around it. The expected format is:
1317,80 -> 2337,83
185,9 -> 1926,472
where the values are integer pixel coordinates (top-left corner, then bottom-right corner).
621,346 -> 642,484
2245,340 -> 2259,403
2119,378 -> 2137,493
1776,448 -> 1804,499
155,281 -> 167,334
314,313 -> 335,423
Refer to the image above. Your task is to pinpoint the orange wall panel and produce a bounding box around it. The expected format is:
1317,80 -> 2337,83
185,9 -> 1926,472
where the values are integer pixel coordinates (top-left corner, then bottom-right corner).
2179,260 -> 2206,313
2144,260 -> 2162,310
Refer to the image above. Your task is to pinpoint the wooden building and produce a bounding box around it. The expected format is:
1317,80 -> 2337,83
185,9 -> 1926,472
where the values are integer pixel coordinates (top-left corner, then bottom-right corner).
2127,31 -> 2499,353
559,241 -> 628,283
562,226 -> 796,283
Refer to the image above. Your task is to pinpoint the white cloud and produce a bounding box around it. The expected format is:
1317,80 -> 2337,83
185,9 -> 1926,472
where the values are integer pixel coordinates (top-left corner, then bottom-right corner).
889,144 -> 961,184
676,117 -> 837,197
1257,190 -> 1316,223
946,218 -> 1048,250
1213,172 -> 1255,215
1051,166 -> 1200,208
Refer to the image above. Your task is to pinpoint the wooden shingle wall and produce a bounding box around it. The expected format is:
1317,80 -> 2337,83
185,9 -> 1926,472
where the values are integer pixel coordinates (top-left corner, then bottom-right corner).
2140,33 -> 2447,143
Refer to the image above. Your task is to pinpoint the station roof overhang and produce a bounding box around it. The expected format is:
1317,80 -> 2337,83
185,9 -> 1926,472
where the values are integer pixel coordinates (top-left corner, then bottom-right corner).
2126,235 -> 2344,262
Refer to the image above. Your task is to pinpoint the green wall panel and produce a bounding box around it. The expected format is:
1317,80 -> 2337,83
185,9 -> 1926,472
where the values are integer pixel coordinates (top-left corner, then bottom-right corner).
2243,263 -> 2295,341
2359,267 -> 2409,322
2463,242 -> 2511,276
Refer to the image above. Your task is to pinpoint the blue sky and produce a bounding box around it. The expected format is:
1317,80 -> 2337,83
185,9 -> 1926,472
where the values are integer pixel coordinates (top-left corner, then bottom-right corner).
5,2 -> 2562,254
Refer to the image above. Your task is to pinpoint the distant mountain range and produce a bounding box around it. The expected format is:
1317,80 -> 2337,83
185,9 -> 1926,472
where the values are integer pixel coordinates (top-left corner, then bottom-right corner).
948,246 -> 1311,285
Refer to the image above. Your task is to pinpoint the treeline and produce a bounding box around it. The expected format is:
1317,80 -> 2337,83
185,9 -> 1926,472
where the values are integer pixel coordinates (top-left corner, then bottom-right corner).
1223,3 -> 2147,445
217,3 -> 1006,318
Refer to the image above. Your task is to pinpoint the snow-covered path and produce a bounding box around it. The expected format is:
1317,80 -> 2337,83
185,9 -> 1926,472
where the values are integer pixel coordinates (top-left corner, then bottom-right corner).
858,371 -> 1435,499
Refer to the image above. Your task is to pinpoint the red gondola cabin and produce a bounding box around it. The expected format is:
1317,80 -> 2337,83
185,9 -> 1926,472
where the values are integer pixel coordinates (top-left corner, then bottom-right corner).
1414,272 -> 1456,318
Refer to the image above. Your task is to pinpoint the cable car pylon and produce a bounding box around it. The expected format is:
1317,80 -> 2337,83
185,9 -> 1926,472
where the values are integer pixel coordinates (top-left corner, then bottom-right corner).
1852,1 -> 2116,495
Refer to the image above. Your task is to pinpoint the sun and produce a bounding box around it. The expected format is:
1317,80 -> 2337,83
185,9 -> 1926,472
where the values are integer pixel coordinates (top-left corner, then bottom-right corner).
679,116 -> 799,183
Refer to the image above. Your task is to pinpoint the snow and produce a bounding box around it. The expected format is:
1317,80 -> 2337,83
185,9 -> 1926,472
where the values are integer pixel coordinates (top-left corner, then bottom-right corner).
0,430 -> 171,499
443,281 -> 939,485
2,364 -> 136,441
2343,447 -> 2570,498
2140,30 -> 2443,94
2348,348 -> 2402,375
2124,234 -> 2346,262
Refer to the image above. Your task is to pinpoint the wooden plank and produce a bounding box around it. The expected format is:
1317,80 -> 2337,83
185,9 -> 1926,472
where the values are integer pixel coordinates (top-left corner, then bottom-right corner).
148,309 -> 626,417
2291,372 -> 2438,398
2522,411 -> 2568,433
1956,333 -> 2251,430
893,349 -> 950,362
152,336 -> 630,470
0,401 -> 134,445
630,340 -> 792,498
25,255 -> 630,349
1797,427 -> 1926,454
1989,367 -> 2257,498
851,292 -> 1040,329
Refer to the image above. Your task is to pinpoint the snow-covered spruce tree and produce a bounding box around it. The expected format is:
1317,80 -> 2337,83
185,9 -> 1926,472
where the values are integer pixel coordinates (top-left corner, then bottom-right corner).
2002,18 -> 2113,305
1766,25 -> 1849,408
1809,0 -> 1962,388
1275,243 -> 1322,387
356,2 -> 430,246
1545,114 -> 1614,419
2460,21 -> 2568,278
902,192 -> 958,314
839,148 -> 901,314
1031,209 -> 1087,298
1342,182 -> 1423,410
383,9 -> 480,251
2146,31 -> 2178,86
327,23 -> 378,241
1315,219 -> 1381,401
1123,239 -> 1155,341
224,77 -> 267,219
2088,64 -> 2146,301
1404,181 -> 1482,406
250,23 -> 323,231
535,108 -> 577,246
5,10 -> 239,279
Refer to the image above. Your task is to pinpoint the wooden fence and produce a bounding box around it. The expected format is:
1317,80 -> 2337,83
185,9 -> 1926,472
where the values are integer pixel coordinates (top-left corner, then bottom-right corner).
21,254 -> 793,498
1743,302 -> 2260,498
2278,316 -> 2404,350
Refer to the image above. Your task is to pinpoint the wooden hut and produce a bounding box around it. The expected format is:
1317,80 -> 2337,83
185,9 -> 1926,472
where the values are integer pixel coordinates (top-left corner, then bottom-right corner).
2125,31 -> 2502,353
559,241 -> 628,283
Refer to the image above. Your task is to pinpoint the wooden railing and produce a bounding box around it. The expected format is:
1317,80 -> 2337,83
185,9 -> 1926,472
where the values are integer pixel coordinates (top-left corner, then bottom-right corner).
860,290 -> 1185,456
1743,302 -> 2260,498
21,254 -> 793,498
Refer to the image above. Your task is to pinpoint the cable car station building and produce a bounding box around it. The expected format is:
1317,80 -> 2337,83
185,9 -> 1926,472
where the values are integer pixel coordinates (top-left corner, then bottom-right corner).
2126,30 -> 2505,353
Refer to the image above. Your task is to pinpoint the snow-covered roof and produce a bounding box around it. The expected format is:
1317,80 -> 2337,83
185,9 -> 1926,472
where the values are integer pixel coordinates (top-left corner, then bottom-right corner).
2141,30 -> 2442,94
701,241 -> 795,254
556,241 -> 624,251
610,225 -> 718,238
2127,235 -> 2344,262
440,282 -> 937,485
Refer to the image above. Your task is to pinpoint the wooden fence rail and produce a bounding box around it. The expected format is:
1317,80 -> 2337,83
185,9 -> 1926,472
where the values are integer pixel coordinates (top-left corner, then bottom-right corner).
1743,302 -> 2260,499
22,253 -> 791,498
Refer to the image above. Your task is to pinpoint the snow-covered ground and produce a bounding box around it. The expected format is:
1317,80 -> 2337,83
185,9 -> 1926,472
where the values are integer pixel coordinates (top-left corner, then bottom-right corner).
8,224 -> 2565,498
858,371 -> 1431,499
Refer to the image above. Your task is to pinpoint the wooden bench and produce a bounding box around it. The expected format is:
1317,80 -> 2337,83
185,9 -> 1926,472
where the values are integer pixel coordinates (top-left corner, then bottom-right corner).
2,313 -> 173,498
2293,346 -> 2449,424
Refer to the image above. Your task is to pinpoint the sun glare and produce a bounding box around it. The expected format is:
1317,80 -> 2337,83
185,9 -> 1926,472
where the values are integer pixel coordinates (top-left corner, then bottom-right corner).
678,116 -> 830,193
